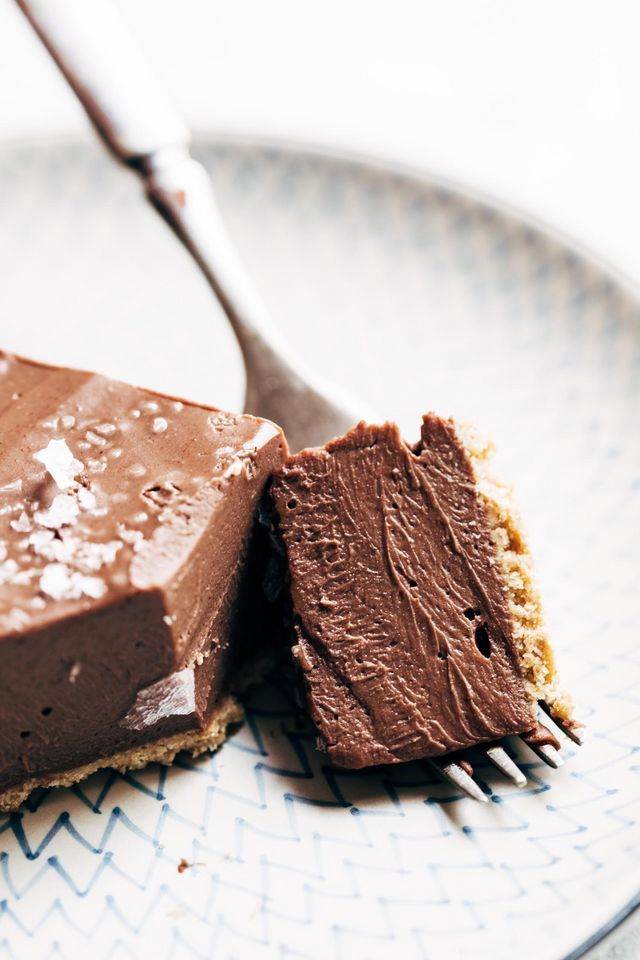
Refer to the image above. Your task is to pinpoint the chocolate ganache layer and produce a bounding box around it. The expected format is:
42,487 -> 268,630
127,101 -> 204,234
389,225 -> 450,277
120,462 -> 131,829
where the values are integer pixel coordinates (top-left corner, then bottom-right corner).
271,417 -> 537,768
0,352 -> 286,796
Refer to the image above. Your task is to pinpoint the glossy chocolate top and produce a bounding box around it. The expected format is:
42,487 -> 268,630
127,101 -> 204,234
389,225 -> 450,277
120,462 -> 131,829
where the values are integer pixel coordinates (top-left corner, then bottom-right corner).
0,351 -> 281,635
271,416 -> 534,768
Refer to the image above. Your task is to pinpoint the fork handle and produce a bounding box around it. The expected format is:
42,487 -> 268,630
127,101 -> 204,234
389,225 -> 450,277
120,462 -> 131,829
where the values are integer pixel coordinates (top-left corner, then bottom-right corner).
16,0 -> 284,354
17,0 -> 188,161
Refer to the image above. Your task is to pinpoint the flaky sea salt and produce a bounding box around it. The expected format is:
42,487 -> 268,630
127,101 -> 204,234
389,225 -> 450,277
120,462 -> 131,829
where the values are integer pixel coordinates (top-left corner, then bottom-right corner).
39,563 -> 106,601
0,479 -> 22,494
0,559 -> 18,584
79,575 -> 108,598
77,487 -> 97,511
208,413 -> 238,431
29,529 -> 73,563
121,668 -> 195,730
152,417 -> 168,434
95,423 -> 116,436
117,524 -> 144,549
12,570 -> 36,586
11,607 -> 30,624
34,439 -> 83,490
35,493 -> 79,529
35,533 -> 75,564
10,511 -> 31,534
29,529 -> 55,553
61,415 -> 76,429
3,608 -> 31,630
39,563 -> 72,599
68,661 -> 81,683
85,430 -> 107,447
29,528 -> 119,571
74,539 -> 121,572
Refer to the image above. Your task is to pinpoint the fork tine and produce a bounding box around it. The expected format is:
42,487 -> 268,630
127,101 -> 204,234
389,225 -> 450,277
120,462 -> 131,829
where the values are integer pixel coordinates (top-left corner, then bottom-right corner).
482,744 -> 527,787
430,758 -> 489,802
428,701 -> 580,800
539,700 -> 584,745
520,727 -> 565,769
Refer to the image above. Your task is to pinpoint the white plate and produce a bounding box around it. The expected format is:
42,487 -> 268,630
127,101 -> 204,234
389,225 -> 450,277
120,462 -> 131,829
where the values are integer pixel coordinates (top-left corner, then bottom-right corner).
0,136 -> 638,960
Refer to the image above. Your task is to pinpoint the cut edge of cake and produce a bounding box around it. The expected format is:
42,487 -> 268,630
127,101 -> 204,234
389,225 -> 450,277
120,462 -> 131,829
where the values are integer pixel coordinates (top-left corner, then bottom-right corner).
0,694 -> 243,813
454,419 -> 574,723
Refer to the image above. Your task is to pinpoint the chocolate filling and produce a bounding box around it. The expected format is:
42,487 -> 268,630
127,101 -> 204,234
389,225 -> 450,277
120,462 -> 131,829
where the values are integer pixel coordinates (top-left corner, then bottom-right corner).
271,416 -> 535,768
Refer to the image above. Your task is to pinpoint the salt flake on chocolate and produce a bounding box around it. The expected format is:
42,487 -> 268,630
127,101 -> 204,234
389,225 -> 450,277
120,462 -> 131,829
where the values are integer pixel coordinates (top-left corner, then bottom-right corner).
74,539 -> 121,572
12,570 -> 36,586
77,487 -> 97,511
4,607 -> 31,630
28,529 -> 55,556
79,575 -> 108,599
117,524 -> 144,549
35,494 -> 80,529
34,439 -> 83,491
0,559 -> 18,584
39,563 -> 106,601
0,480 -> 22,494
10,511 -> 31,534
31,530 -> 75,564
39,563 -> 73,599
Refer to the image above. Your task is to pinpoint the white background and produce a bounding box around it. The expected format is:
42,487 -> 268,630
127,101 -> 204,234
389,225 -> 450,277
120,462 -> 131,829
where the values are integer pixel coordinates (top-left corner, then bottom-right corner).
1,0 -> 640,289
0,2 -> 638,956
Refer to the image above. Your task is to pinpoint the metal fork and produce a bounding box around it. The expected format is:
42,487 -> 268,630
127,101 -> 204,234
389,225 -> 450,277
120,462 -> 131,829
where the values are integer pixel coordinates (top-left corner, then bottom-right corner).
434,708 -> 584,803
18,0 -> 582,801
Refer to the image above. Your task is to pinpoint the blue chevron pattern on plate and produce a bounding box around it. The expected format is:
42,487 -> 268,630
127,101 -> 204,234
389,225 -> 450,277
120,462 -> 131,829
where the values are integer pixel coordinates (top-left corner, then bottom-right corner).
0,137 -> 637,960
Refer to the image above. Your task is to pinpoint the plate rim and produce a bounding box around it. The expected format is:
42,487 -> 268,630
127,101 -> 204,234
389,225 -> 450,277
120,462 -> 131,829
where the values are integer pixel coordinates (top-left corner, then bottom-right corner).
4,127 -> 640,309
0,129 -> 638,960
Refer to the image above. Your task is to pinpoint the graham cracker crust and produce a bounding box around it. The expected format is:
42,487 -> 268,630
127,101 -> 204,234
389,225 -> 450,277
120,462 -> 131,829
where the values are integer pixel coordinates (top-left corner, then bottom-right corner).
456,421 -> 574,723
0,694 -> 243,813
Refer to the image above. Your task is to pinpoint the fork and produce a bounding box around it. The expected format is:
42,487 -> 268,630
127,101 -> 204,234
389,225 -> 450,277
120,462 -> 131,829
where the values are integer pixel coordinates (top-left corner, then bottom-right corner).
18,0 -> 582,800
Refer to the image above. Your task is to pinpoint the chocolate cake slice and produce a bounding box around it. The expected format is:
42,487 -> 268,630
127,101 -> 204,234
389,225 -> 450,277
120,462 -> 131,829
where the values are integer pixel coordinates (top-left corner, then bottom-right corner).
0,352 -> 286,810
270,416 -> 573,768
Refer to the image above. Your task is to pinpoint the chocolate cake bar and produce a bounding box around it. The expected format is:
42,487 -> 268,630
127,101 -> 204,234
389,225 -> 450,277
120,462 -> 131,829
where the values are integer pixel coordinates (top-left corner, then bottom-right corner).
0,352 -> 286,810
271,416 -> 573,768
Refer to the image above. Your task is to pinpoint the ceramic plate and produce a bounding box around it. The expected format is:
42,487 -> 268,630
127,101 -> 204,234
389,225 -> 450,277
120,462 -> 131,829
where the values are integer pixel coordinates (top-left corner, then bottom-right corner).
0,136 -> 638,960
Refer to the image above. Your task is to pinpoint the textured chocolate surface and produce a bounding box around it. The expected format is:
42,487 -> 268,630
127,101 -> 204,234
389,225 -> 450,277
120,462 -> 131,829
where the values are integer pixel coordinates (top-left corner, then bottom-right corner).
0,352 -> 286,792
271,417 -> 535,768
